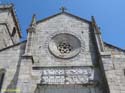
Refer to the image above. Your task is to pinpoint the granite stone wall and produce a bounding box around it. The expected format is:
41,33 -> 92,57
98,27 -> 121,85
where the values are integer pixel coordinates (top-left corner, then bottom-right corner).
26,13 -> 105,93
0,42 -> 26,93
101,44 -> 125,93
0,8 -> 125,93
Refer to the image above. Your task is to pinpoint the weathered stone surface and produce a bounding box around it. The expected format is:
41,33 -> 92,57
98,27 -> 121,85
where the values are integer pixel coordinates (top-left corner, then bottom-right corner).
0,4 -> 125,93
0,4 -> 21,50
0,41 -> 26,93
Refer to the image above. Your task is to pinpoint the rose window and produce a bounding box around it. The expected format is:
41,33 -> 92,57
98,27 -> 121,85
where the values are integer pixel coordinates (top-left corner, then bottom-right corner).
57,42 -> 72,54
48,33 -> 81,59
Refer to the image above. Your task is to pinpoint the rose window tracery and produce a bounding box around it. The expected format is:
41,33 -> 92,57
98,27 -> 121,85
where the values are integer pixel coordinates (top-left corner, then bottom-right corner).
57,42 -> 72,54
48,33 -> 81,59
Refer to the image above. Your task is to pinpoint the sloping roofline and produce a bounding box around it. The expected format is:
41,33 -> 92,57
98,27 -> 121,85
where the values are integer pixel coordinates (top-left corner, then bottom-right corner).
36,11 -> 125,52
0,40 -> 27,52
104,42 -> 125,52
36,12 -> 91,24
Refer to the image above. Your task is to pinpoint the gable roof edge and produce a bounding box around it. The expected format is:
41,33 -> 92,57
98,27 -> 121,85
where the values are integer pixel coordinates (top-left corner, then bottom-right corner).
104,42 -> 125,52
36,12 -> 91,24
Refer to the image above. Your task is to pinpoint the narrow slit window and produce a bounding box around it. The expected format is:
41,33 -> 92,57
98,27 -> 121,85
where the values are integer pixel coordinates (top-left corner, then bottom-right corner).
124,69 -> 125,76
0,69 -> 5,92
11,27 -> 16,37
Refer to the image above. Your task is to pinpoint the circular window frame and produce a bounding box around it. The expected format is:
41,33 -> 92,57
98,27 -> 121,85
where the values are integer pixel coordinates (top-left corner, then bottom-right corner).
48,33 -> 81,59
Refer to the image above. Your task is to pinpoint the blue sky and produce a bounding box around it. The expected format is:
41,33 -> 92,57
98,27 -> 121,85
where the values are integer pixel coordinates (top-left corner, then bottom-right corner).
3,0 -> 125,49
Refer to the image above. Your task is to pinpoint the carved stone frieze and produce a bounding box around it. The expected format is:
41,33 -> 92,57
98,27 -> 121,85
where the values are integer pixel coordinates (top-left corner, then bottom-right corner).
40,67 -> 94,84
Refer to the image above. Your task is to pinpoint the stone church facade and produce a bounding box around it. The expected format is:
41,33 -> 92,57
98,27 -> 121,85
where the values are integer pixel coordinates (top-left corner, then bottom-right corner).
0,4 -> 125,93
